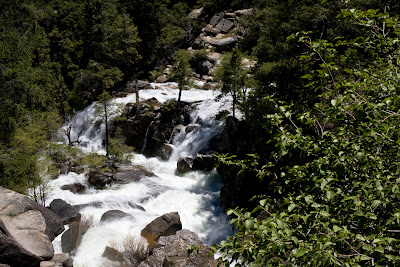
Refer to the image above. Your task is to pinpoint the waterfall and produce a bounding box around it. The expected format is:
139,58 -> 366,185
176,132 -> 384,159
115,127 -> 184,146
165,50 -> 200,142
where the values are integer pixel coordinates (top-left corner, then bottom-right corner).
140,120 -> 155,153
48,83 -> 234,267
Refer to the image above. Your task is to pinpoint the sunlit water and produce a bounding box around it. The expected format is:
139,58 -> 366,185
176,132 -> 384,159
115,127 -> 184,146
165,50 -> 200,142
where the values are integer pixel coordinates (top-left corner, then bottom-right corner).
48,83 -> 234,266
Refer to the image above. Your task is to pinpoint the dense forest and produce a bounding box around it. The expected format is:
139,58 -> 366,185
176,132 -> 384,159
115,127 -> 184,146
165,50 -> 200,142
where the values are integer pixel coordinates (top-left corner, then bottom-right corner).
2,0 -> 400,265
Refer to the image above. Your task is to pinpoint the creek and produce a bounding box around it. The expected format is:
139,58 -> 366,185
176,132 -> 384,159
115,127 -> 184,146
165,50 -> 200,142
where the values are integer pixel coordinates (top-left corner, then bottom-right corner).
46,83 -> 233,266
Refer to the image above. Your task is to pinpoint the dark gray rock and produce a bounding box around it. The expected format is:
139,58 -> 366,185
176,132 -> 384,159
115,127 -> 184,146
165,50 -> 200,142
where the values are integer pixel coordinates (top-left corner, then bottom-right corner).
198,60 -> 214,75
61,221 -> 80,254
60,183 -> 86,194
209,16 -> 221,27
155,144 -> 174,160
192,154 -> 214,171
177,157 -> 194,173
138,230 -> 217,267
87,170 -> 114,189
49,199 -> 81,225
141,212 -> 182,250
100,210 -> 130,223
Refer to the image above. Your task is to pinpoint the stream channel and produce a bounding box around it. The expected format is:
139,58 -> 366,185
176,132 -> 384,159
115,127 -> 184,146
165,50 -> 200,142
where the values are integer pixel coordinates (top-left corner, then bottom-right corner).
46,83 -> 233,266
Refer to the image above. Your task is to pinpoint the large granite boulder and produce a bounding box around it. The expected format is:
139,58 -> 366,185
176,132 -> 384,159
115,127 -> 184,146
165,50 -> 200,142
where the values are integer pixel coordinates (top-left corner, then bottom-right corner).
138,230 -> 217,267
61,221 -> 81,254
0,187 -> 64,241
0,219 -> 46,267
177,157 -> 194,173
141,212 -> 182,250
49,199 -> 81,225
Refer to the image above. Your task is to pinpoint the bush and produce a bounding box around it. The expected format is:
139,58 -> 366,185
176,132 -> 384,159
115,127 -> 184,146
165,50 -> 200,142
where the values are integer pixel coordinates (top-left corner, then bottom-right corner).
214,8 -> 400,266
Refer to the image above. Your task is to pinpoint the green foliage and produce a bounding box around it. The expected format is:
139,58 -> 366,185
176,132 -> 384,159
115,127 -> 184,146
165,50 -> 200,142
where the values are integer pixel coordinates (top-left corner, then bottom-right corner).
81,153 -> 107,170
171,49 -> 192,105
108,137 -> 134,164
214,8 -> 400,266
213,48 -> 250,118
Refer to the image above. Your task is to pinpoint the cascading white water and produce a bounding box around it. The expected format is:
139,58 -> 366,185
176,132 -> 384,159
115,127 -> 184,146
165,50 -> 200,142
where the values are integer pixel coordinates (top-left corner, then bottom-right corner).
49,83 -> 234,266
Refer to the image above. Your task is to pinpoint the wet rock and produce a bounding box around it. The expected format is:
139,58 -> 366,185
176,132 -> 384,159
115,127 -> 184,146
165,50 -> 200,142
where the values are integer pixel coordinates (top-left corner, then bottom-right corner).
141,212 -> 182,250
177,157 -> 194,173
87,170 -> 114,189
61,221 -> 80,254
128,202 -> 146,211
114,164 -> 156,184
100,210 -> 131,223
73,201 -> 103,211
102,246 -> 124,262
138,230 -> 217,267
71,166 -> 84,174
192,154 -> 214,171
0,187 -> 64,241
155,143 -> 174,160
59,163 -> 71,175
49,199 -> 81,225
185,124 -> 197,134
60,183 -> 86,194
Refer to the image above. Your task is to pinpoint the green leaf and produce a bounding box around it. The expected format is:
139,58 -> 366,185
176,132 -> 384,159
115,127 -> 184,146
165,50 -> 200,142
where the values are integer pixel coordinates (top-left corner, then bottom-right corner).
296,248 -> 308,257
245,220 -> 254,230
288,203 -> 296,212
333,225 -> 343,232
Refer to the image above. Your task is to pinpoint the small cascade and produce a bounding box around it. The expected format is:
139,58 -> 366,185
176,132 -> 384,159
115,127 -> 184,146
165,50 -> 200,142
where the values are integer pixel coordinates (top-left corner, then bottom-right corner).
48,83 -> 234,267
140,120 -> 155,153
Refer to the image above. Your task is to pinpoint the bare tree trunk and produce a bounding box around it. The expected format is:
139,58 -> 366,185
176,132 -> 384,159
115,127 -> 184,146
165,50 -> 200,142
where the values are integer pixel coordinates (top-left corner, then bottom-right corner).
136,79 -> 140,118
177,86 -> 182,107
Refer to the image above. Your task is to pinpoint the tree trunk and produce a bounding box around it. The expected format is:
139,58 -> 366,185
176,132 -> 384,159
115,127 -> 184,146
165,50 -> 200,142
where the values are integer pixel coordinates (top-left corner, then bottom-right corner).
136,79 -> 140,117
177,86 -> 182,107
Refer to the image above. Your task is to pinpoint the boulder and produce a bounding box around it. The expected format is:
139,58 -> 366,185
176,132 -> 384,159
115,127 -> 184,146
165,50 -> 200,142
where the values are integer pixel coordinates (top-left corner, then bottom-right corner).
138,230 -> 217,267
188,7 -> 203,19
60,183 -> 86,194
185,124 -> 197,134
114,165 -> 156,184
0,186 -> 64,241
192,154 -> 214,171
235,8 -> 254,16
40,262 -> 62,267
210,37 -> 238,50
213,18 -> 234,34
102,246 -> 124,262
155,144 -> 174,160
0,219 -> 44,267
177,157 -> 194,173
61,221 -> 80,254
100,210 -> 131,223
87,170 -> 114,189
209,16 -> 221,27
141,212 -> 182,250
49,199 -> 81,225
156,75 -> 168,83
198,60 -> 214,75
51,253 -> 74,267
1,210 -> 54,260
71,166 -> 85,174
